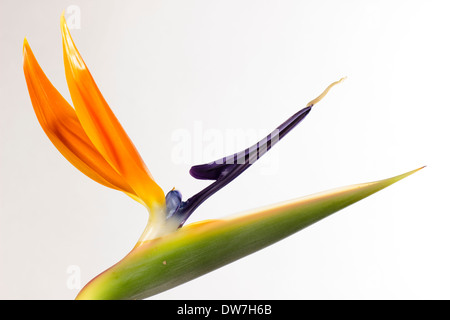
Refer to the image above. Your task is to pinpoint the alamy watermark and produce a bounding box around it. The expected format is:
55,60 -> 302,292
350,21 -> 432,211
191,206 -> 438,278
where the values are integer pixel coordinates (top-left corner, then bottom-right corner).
171,122 -> 280,175
66,265 -> 81,290
65,5 -> 81,30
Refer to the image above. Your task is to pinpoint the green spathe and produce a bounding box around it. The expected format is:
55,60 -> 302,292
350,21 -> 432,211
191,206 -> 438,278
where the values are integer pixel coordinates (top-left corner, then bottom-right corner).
76,167 -> 423,300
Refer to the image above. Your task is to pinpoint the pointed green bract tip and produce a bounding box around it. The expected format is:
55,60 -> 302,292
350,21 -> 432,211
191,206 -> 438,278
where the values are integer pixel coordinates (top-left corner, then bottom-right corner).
76,167 -> 423,300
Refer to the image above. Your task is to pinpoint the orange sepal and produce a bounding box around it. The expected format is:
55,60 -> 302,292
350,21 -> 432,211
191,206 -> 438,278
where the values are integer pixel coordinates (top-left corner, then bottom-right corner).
23,38 -> 137,197
59,14 -> 165,209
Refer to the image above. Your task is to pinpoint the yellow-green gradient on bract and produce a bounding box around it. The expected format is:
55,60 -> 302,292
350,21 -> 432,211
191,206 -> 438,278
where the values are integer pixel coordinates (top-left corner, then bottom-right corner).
76,167 -> 422,300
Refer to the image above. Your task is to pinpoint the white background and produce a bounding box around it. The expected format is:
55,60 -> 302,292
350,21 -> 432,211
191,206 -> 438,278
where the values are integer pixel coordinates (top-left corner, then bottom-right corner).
0,0 -> 448,299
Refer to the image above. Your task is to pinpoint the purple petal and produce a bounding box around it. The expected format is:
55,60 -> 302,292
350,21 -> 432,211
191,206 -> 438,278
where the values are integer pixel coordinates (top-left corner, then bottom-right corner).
170,105 -> 312,226
189,106 -> 312,181
168,78 -> 346,227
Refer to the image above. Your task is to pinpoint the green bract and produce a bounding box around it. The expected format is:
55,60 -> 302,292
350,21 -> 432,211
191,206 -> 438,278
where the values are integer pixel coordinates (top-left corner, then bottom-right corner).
76,168 -> 422,300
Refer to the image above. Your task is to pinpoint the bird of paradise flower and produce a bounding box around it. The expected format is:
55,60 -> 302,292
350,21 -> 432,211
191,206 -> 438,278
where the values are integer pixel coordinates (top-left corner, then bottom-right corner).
22,13 -> 423,300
